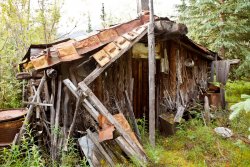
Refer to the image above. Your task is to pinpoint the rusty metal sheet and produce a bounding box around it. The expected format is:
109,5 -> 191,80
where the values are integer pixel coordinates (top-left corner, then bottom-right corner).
114,20 -> 142,35
98,115 -> 114,142
30,55 -> 49,69
0,109 -> 27,147
97,29 -> 119,43
75,17 -> 150,56
74,35 -> 102,54
54,41 -> 81,61
98,125 -> 115,142
122,25 -> 146,41
113,113 -> 143,151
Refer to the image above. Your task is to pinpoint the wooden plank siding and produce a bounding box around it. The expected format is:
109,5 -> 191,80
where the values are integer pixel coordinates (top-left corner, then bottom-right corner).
86,39 -> 209,123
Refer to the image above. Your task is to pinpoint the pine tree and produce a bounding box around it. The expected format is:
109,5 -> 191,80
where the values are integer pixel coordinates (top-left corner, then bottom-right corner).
86,12 -> 93,33
100,3 -> 107,28
176,0 -> 250,78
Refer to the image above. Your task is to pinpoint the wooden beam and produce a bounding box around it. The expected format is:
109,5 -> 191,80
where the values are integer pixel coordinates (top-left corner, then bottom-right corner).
78,82 -> 147,162
155,21 -> 187,35
22,101 -> 53,107
228,59 -> 240,64
82,28 -> 147,86
16,75 -> 46,144
124,90 -> 141,140
63,79 -> 99,120
87,129 -> 115,167
148,0 -> 156,147
174,40 -> 214,60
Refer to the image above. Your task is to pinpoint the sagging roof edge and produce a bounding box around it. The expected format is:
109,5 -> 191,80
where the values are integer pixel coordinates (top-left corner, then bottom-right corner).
21,15 -> 219,65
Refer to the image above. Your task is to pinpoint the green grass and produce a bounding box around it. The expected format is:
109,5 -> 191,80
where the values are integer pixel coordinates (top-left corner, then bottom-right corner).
226,80 -> 250,104
141,118 -> 250,167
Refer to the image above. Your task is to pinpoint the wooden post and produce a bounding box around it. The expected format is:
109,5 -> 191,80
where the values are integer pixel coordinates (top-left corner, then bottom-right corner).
16,75 -> 46,144
148,0 -> 155,147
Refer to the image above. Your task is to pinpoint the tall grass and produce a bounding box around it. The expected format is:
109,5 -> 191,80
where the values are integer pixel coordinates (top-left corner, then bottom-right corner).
0,128 -> 44,167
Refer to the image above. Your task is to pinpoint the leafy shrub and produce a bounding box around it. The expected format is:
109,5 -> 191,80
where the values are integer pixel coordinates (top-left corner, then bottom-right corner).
0,128 -> 45,167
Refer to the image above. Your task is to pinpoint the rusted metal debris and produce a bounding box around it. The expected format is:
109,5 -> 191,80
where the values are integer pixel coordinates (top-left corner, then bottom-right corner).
0,109 -> 27,147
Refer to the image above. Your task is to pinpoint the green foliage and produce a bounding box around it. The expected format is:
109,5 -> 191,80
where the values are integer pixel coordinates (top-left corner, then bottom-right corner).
176,0 -> 250,78
0,127 -> 45,167
160,118 -> 250,166
226,80 -> 250,104
144,141 -> 164,164
86,12 -> 93,33
100,3 -> 122,28
0,0 -> 62,109
229,94 -> 250,120
61,139 -> 86,167
136,114 -> 147,140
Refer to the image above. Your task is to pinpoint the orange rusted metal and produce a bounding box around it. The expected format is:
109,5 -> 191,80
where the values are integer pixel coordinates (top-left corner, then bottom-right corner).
98,125 -> 115,142
20,13 -> 217,71
0,109 -> 28,147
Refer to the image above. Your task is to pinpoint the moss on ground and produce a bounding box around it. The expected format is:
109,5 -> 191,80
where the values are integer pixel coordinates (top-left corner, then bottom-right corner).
143,118 -> 250,167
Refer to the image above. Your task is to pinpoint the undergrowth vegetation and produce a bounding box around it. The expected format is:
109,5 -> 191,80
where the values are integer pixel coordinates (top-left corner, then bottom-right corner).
0,127 -> 45,167
138,117 -> 250,167
0,81 -> 249,167
0,127 -> 86,167
226,81 -> 250,104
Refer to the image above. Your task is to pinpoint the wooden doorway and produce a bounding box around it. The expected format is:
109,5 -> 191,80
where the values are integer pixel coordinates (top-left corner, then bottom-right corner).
132,58 -> 149,119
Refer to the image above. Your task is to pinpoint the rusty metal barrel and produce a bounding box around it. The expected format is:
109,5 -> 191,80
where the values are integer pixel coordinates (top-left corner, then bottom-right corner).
0,108 -> 27,147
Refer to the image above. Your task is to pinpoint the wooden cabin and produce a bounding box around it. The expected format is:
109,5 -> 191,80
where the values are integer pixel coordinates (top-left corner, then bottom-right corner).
17,14 -> 219,165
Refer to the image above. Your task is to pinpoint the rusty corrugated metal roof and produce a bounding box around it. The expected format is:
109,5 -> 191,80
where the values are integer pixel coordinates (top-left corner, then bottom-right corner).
20,14 -> 218,70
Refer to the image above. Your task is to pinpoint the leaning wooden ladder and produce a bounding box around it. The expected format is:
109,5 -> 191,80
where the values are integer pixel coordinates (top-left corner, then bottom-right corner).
63,79 -> 147,166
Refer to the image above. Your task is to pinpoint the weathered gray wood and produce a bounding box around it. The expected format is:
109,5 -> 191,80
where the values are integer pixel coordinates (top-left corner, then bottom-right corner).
204,96 -> 210,125
23,101 -> 53,106
124,90 -> 141,140
87,129 -> 115,167
64,79 -> 146,162
63,79 -> 99,120
78,135 -> 95,167
228,59 -> 240,64
31,85 -> 51,139
148,0 -> 156,147
174,40 -> 214,60
220,84 -> 226,109
176,49 -> 181,108
53,76 -> 62,158
155,21 -> 188,35
174,105 -> 185,123
66,99 -> 80,144
82,28 -> 147,86
78,82 -> 147,162
16,75 -> 46,144
210,61 -> 215,82
46,68 -> 57,78
63,87 -> 70,145
115,136 -> 137,159
63,79 -> 79,98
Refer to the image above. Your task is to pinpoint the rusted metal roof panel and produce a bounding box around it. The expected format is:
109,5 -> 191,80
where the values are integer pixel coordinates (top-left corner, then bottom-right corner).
20,14 -> 218,70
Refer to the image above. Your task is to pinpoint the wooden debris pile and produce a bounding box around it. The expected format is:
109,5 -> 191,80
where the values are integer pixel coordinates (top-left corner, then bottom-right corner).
15,25 -> 149,166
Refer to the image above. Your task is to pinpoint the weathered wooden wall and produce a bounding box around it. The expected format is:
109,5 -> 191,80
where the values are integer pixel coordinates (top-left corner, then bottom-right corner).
158,40 -> 208,116
90,50 -> 133,118
76,39 -> 209,120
